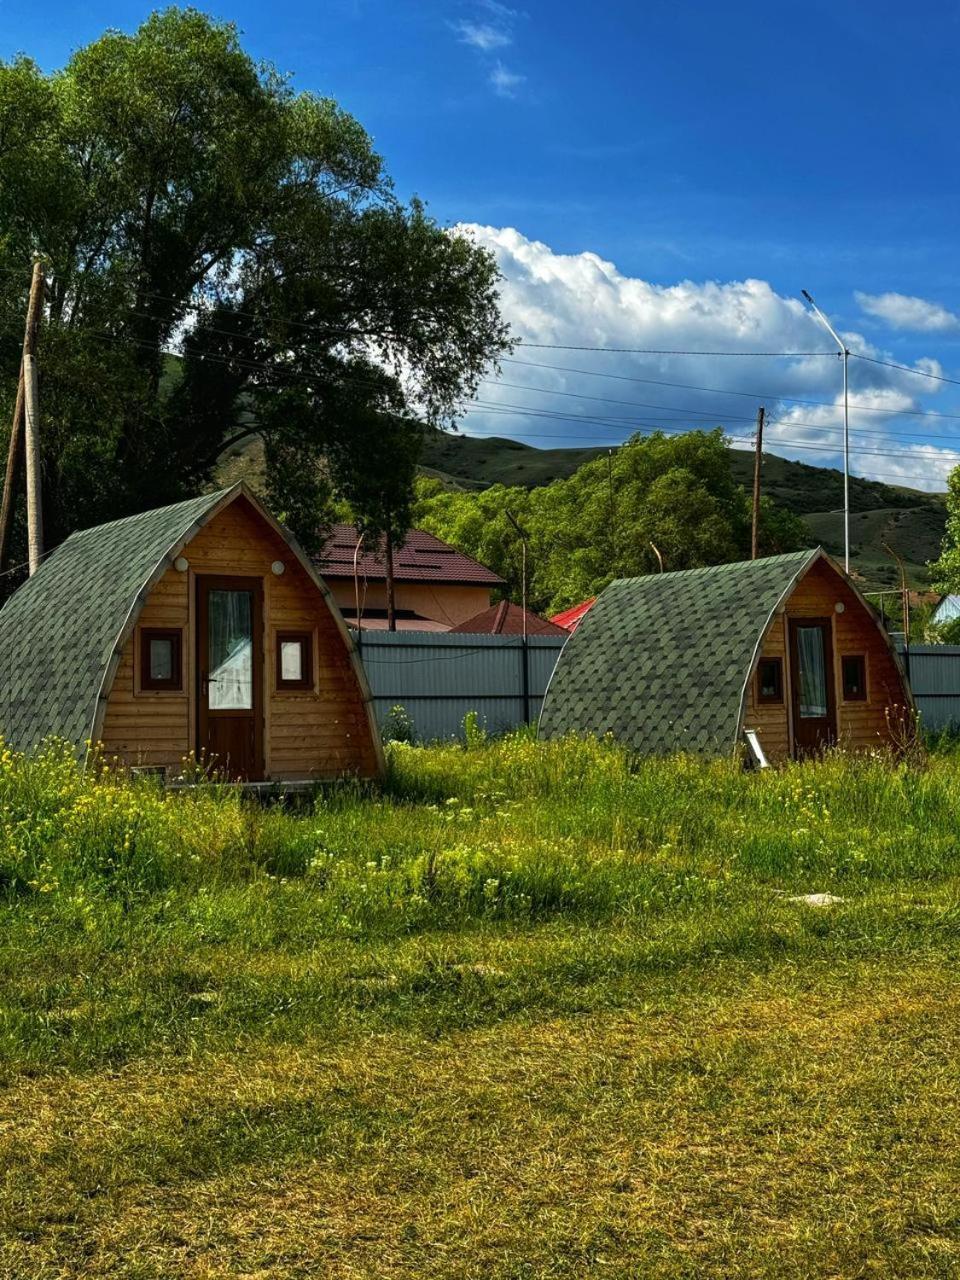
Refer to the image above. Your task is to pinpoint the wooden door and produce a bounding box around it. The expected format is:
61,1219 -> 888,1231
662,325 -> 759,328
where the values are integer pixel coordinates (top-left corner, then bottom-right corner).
789,618 -> 836,757
197,575 -> 264,780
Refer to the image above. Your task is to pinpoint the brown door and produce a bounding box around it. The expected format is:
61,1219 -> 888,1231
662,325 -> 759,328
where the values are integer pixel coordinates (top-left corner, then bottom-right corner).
197,575 -> 264,780
789,618 -> 837,757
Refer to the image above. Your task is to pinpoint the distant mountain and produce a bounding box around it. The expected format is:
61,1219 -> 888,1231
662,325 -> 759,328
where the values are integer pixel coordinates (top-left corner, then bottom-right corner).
217,428 -> 948,590
418,430 -> 948,590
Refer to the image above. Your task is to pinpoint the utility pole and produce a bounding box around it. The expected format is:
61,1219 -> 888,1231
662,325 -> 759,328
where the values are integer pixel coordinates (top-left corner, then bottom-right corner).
22,260 -> 46,575
0,369 -> 25,573
751,404 -> 765,560
802,289 -> 850,573
506,509 -> 530,724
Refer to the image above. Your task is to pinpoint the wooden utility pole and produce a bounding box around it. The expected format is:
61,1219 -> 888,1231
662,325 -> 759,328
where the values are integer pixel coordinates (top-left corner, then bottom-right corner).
22,260 -> 45,575
751,405 -> 765,560
0,368 -> 25,573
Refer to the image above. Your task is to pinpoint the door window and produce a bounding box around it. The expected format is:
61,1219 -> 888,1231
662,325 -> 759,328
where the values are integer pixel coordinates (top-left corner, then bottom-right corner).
208,589 -> 253,709
796,625 -> 828,718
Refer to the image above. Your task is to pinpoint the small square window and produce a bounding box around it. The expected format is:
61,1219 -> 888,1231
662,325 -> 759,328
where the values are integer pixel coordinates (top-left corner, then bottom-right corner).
757,657 -> 783,704
842,654 -> 867,701
276,631 -> 313,691
140,628 -> 182,691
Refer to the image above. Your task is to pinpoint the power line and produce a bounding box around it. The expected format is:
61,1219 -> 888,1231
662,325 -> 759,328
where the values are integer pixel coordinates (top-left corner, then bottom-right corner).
468,401 -> 960,466
502,355 -> 960,420
482,378 -> 960,445
514,342 -> 836,356
851,351 -> 960,389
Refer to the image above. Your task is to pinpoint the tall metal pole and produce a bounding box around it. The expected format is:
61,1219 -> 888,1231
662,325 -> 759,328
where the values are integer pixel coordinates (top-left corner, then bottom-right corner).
841,345 -> 850,575
802,289 -> 850,573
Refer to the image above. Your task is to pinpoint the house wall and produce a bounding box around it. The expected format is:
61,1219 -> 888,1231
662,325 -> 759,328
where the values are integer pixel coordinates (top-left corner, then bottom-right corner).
98,499 -> 381,780
742,558 -> 909,762
326,579 -> 492,629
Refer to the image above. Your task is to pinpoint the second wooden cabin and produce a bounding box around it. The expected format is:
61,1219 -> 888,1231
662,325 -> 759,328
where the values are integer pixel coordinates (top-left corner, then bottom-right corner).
539,548 -> 913,761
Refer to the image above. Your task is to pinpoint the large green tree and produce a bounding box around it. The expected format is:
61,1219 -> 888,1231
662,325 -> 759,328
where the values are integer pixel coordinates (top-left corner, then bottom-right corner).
0,8 -> 509,558
414,430 -> 810,613
930,467 -> 960,599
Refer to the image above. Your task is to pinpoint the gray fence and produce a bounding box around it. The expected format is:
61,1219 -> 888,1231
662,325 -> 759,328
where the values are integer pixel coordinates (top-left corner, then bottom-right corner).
356,630 -> 566,741
355,633 -> 960,743
899,645 -> 960,733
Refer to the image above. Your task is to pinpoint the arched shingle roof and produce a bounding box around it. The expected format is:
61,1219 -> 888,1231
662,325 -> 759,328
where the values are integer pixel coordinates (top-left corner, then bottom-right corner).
539,549 -> 821,756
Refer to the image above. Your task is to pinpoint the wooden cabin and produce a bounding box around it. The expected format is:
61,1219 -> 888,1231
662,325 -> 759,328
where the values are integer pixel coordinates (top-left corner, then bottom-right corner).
0,485 -> 384,781
539,548 -> 913,761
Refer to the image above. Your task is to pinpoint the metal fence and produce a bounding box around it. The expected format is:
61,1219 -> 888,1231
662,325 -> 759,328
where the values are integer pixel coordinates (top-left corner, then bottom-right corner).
898,644 -> 960,733
356,630 -> 567,742
355,633 -> 960,743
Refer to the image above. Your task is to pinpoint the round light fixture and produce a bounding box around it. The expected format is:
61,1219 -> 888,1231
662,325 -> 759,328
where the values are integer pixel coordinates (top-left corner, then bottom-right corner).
174,556 -> 189,572
271,560 -> 285,576
835,602 -> 845,613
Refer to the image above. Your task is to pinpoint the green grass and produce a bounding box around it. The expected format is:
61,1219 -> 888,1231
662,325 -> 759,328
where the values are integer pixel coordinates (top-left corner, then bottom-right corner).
4,736 -> 960,1276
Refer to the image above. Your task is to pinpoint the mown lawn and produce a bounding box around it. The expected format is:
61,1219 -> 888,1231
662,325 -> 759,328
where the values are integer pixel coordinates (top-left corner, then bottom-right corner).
3,736 -> 960,1277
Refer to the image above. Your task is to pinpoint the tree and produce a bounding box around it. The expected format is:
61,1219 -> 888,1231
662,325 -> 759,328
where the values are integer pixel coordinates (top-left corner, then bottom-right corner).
0,8 -> 510,561
930,466 -> 960,595
414,431 -> 810,613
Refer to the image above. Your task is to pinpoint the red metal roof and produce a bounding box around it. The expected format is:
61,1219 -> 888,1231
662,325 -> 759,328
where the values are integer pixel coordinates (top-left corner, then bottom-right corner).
449,601 -> 568,637
317,524 -> 504,587
549,597 -> 596,631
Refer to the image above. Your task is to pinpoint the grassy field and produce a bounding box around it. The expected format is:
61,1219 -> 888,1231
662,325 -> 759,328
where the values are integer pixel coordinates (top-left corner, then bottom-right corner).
4,736 -> 960,1276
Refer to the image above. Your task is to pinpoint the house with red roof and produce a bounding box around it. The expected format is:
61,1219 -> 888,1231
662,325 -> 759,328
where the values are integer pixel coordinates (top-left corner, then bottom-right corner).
550,597 -> 596,632
450,600 -> 567,637
317,524 -> 505,631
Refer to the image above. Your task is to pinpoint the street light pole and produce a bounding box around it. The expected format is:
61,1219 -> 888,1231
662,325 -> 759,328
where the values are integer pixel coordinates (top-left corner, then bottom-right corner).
802,289 -> 850,573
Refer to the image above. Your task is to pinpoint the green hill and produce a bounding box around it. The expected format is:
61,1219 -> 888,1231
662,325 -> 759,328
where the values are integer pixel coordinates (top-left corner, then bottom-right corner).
419,430 -> 948,590
217,428 -> 948,590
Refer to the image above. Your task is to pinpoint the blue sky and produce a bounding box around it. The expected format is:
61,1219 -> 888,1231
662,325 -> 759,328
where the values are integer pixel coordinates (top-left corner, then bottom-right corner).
4,0 -> 960,487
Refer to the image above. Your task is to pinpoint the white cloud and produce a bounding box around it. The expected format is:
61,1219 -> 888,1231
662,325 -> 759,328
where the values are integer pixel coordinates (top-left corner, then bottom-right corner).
489,62 -> 525,97
452,3 -> 525,97
453,224 -> 953,492
856,290 -> 960,333
455,20 -> 511,51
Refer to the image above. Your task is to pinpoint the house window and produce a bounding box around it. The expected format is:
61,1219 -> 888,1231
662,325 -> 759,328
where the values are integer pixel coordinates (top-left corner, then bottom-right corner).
140,628 -> 182,691
757,657 -> 783,704
842,654 -> 867,701
276,631 -> 313,691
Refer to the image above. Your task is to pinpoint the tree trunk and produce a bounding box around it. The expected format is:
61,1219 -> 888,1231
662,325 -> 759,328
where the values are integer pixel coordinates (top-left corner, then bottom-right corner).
385,520 -> 396,632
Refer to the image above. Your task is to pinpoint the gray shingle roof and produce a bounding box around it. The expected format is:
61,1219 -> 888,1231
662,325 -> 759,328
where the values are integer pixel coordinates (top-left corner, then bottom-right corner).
0,488 -> 235,754
538,549 -> 819,756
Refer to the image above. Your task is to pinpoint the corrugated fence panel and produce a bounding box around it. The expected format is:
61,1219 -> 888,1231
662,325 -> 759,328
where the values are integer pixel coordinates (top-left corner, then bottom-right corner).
355,630 -> 566,741
897,644 -> 960,732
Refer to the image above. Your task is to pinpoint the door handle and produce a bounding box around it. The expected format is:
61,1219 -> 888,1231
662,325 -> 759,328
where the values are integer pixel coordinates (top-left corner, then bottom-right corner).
201,672 -> 209,697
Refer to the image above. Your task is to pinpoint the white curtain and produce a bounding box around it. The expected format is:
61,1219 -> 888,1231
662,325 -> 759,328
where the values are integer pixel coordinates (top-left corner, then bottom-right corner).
208,589 -> 253,710
797,626 -> 827,718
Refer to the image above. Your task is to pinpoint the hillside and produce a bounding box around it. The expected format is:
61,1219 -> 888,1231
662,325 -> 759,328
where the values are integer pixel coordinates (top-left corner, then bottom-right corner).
217,429 -> 949,589
419,430 -> 948,589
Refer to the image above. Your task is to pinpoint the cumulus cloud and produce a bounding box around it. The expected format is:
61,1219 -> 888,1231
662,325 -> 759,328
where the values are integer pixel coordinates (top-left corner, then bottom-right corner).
856,290 -> 960,333
454,224 -> 952,492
